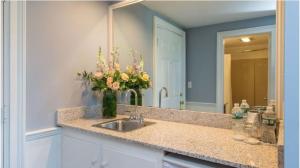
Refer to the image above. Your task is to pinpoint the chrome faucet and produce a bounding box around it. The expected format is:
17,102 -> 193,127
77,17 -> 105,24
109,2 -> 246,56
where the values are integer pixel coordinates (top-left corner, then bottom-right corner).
159,87 -> 168,108
125,89 -> 143,123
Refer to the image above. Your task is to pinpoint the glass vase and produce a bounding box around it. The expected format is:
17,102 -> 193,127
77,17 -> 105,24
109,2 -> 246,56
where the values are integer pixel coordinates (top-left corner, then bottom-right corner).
130,88 -> 142,106
102,90 -> 117,118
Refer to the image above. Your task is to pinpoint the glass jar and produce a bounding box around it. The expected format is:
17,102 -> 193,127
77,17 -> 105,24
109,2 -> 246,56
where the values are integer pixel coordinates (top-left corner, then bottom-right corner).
130,88 -> 142,106
232,118 -> 247,141
261,124 -> 276,144
240,99 -> 250,113
102,90 -> 117,118
232,103 -> 243,119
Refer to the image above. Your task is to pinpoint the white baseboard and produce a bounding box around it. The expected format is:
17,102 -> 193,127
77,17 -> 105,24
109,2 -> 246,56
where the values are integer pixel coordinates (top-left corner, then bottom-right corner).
185,101 -> 218,112
25,127 -> 61,168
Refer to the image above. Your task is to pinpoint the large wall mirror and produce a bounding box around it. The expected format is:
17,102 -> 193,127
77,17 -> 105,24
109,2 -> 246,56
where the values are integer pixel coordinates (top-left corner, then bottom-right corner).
110,1 -> 280,115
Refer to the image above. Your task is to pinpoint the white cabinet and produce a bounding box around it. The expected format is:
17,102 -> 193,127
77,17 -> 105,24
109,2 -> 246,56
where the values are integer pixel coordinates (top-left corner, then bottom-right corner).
62,131 -> 101,168
102,146 -> 159,168
61,128 -> 231,168
62,128 -> 163,168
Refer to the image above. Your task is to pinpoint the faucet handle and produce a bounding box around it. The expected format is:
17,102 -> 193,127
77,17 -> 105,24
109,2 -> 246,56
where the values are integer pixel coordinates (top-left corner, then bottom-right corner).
139,114 -> 144,124
129,113 -> 135,120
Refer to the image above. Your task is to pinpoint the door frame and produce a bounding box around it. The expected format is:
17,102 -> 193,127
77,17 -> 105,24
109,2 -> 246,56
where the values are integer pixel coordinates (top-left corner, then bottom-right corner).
216,25 -> 276,113
0,1 -> 3,167
2,1 -> 26,167
153,16 -> 186,107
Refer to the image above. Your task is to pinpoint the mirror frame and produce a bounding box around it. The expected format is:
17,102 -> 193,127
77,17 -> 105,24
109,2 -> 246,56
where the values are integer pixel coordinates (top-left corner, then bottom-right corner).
108,0 -> 143,56
276,1 -> 284,119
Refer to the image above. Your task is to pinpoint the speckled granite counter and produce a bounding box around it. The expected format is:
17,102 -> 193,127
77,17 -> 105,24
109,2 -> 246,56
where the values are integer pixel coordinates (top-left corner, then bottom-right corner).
57,109 -> 278,168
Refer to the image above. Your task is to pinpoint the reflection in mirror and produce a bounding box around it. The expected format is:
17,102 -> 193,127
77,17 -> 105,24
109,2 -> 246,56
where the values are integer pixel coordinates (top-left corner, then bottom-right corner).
112,1 -> 276,113
223,33 -> 272,113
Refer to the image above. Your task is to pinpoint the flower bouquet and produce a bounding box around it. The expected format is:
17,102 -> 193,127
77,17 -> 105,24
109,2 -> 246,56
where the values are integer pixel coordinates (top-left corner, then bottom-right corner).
125,49 -> 151,106
78,48 -> 151,118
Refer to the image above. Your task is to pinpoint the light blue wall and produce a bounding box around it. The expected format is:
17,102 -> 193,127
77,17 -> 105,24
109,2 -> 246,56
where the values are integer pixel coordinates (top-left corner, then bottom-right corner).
27,1 -> 108,131
114,4 -> 156,106
284,1 -> 299,167
186,15 -> 276,103
113,4 -> 182,106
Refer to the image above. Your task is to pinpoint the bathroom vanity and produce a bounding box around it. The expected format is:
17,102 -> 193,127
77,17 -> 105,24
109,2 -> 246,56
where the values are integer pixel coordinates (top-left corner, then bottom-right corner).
57,105 -> 279,168
57,1 -> 282,168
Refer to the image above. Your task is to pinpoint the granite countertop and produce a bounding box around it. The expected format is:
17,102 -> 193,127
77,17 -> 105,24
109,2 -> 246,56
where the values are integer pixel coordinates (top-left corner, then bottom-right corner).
57,115 -> 278,168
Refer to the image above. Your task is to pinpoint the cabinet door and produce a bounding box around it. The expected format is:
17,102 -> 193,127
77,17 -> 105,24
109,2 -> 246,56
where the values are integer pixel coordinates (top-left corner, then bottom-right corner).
254,59 -> 268,106
231,59 -> 255,106
101,146 -> 158,168
62,135 -> 101,168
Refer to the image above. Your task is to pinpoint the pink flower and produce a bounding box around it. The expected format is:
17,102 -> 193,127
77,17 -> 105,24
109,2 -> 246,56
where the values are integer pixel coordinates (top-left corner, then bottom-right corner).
107,77 -> 113,84
106,77 -> 113,89
112,82 -> 120,90
107,82 -> 113,89
94,72 -> 103,79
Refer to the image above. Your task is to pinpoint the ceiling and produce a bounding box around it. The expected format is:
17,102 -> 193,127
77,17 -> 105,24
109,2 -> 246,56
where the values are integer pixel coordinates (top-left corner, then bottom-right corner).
224,33 -> 269,54
141,1 -> 276,28
225,33 -> 269,48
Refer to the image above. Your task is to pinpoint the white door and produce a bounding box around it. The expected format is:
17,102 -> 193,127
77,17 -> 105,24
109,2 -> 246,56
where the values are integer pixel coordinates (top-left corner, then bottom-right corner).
154,17 -> 186,109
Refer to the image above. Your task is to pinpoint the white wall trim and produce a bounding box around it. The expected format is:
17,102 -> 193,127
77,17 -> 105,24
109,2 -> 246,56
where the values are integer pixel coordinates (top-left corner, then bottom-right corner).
25,128 -> 61,168
26,127 -> 61,142
216,25 -> 276,112
8,1 -> 27,167
185,102 -> 217,112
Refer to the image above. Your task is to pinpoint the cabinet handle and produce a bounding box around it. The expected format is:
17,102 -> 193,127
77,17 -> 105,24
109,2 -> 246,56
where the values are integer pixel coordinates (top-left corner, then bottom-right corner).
90,159 -> 99,168
100,161 -> 108,168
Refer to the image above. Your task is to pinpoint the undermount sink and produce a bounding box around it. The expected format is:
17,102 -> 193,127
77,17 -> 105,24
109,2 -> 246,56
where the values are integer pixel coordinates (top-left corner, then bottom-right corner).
93,118 -> 155,132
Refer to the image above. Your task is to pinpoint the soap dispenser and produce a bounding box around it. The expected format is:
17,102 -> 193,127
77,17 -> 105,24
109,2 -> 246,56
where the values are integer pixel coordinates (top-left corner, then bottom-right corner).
179,93 -> 185,110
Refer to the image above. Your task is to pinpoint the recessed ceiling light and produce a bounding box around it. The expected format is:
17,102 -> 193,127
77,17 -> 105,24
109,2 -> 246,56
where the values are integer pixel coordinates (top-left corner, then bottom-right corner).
240,37 -> 251,43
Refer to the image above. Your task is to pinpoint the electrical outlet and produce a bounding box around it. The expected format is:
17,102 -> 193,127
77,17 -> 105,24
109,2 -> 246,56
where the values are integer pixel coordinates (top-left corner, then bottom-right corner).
188,81 -> 192,88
